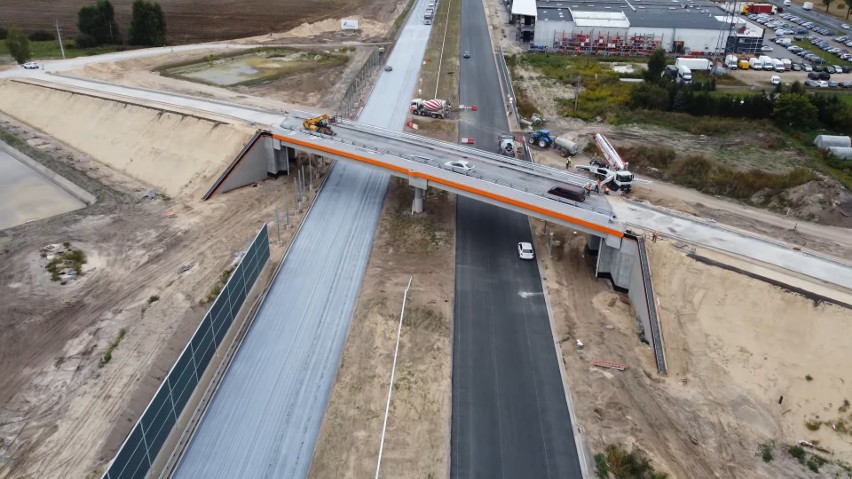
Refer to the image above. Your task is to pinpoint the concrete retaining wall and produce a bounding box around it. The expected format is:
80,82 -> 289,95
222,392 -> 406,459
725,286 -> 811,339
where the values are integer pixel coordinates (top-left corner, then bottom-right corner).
0,140 -> 96,206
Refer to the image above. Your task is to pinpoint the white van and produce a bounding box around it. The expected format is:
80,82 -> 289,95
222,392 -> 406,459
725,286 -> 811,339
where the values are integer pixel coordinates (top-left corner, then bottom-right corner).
770,75 -> 781,85
783,0 -> 791,5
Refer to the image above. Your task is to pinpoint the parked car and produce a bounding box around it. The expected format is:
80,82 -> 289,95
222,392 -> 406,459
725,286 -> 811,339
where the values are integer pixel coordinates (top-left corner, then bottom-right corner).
770,75 -> 782,85
828,80 -> 840,87
444,160 -> 475,173
792,63 -> 802,71
842,24 -> 850,30
517,242 -> 535,260
818,80 -> 829,87
841,80 -> 852,88
819,71 -> 831,80
803,63 -> 813,71
804,79 -> 820,87
761,45 -> 774,52
22,61 -> 39,69
826,66 -> 836,74
808,72 -> 820,79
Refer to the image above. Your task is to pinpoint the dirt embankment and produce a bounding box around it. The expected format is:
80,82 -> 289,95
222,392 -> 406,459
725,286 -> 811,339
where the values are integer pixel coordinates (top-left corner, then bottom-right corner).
532,222 -> 852,478
309,178 -> 454,479
0,80 -> 254,197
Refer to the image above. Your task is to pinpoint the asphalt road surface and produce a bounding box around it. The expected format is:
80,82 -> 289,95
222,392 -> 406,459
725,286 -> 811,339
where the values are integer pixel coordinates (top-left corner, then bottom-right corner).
172,2 -> 433,477
451,0 -> 583,475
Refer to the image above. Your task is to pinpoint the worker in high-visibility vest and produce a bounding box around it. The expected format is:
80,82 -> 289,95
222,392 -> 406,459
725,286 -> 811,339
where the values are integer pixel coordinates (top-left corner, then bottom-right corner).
565,156 -> 572,169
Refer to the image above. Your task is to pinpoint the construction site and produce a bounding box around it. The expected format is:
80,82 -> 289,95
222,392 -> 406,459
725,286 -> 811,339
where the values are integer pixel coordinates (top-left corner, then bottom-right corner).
0,0 -> 851,477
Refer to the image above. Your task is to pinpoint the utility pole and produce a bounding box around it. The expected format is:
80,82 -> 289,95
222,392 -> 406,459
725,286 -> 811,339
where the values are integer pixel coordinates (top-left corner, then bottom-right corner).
55,20 -> 66,60
573,75 -> 581,111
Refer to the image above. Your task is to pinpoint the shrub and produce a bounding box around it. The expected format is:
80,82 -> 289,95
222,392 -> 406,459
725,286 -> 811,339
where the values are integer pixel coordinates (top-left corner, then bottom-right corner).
28,30 -> 55,41
789,445 -> 806,464
806,374 -> 813,381
760,443 -> 774,463
595,453 -> 610,478
807,454 -> 828,473
75,32 -> 98,49
0,26 -> 7,40
805,419 -> 822,431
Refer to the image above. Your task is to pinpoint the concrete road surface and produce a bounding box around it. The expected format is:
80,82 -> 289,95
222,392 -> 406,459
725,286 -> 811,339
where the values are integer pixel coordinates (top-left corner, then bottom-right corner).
451,0 -> 584,476
173,2 -> 433,478
610,199 -> 852,290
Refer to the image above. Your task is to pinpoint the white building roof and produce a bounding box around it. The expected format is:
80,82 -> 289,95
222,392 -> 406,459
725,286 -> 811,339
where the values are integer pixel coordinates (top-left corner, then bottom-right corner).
512,0 -> 538,17
568,10 -> 630,28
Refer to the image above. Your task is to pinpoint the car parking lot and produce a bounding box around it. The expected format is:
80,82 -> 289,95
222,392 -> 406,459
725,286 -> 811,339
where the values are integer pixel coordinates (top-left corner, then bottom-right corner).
731,11 -> 852,88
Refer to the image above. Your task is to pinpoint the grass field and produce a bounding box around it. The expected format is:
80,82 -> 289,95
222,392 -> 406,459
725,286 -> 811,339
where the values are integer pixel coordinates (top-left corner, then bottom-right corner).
0,0 -> 395,44
0,40 -> 130,61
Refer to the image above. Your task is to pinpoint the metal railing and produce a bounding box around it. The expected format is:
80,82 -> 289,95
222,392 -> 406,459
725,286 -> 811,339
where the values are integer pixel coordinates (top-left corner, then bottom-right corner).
634,235 -> 667,373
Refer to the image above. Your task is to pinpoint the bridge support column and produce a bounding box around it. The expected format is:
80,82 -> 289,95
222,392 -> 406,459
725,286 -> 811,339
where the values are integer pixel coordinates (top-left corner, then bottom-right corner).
586,234 -> 601,253
412,187 -> 424,214
595,238 -> 637,291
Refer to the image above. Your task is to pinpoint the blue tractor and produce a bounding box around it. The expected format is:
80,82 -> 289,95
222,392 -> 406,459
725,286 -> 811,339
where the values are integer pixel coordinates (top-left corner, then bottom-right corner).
527,129 -> 554,149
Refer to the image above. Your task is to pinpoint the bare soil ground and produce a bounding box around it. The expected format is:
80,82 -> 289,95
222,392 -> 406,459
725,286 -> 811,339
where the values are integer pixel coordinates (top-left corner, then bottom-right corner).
1,0 -> 401,44
309,177 -> 454,479
531,220 -> 852,478
67,44 -> 376,110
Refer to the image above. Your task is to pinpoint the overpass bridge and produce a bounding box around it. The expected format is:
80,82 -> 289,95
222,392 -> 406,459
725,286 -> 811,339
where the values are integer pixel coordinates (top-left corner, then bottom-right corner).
209,113 -> 626,246
12,75 -> 626,245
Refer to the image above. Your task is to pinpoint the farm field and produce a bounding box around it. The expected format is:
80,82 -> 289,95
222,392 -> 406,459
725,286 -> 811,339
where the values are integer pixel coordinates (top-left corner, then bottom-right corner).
0,0 -> 400,44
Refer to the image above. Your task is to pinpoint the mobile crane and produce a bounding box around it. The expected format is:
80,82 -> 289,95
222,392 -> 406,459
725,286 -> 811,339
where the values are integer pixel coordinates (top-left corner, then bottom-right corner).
574,133 -> 636,193
303,114 -> 338,135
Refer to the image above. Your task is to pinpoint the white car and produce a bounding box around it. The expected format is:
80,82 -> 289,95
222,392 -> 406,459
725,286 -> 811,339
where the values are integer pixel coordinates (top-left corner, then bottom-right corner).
770,75 -> 781,85
517,242 -> 535,260
803,63 -> 813,72
444,160 -> 475,173
760,45 -> 774,52
817,80 -> 829,87
22,61 -> 39,69
842,24 -> 849,30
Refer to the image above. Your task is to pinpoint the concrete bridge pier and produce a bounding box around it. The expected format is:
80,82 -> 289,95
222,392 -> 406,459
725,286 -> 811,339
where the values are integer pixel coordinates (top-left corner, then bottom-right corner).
409,175 -> 427,214
412,187 -> 424,213
594,236 -> 637,291
270,138 -> 293,176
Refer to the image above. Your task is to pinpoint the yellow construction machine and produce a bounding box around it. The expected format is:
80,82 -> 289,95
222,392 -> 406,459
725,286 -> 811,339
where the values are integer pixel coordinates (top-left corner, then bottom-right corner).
302,114 -> 337,136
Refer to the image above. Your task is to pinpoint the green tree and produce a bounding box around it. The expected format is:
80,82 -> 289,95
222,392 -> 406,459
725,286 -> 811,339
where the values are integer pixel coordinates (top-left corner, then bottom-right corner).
846,0 -> 852,19
129,0 -> 167,46
4,26 -> 31,64
644,48 -> 667,83
0,26 -> 8,40
629,82 -> 670,110
773,93 -> 818,129
789,80 -> 805,94
77,0 -> 120,45
821,0 -> 832,12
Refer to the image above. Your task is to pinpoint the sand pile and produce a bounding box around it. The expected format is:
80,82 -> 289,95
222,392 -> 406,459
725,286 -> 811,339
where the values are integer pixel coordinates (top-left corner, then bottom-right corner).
752,176 -> 852,227
0,80 -> 253,197
280,16 -> 386,39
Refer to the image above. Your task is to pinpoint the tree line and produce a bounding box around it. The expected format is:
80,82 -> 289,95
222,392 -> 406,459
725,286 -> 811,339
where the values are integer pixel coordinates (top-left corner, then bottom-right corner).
4,0 -> 166,64
633,48 -> 852,136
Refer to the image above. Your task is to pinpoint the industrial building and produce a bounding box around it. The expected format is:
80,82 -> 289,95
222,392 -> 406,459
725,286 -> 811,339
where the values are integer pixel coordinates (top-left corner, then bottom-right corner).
509,0 -> 765,56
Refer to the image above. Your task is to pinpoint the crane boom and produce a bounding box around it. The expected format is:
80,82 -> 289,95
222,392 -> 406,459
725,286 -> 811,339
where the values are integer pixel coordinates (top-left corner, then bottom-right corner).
594,133 -> 626,171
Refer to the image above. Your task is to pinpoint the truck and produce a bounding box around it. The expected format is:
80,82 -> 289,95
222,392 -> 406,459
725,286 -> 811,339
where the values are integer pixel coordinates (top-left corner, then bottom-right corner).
553,137 -> 581,158
675,57 -> 711,71
410,98 -> 451,118
725,54 -> 739,69
802,1 -> 813,9
749,57 -> 764,70
548,184 -> 586,203
573,133 -> 636,193
676,65 -> 692,84
741,3 -> 777,14
498,134 -> 518,156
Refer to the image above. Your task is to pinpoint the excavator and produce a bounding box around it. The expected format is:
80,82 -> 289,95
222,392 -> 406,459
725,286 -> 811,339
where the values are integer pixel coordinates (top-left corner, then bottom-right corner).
303,114 -> 337,136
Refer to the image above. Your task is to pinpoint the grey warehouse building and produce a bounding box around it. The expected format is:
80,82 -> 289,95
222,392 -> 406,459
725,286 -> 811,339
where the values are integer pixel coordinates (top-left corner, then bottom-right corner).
510,0 -> 765,56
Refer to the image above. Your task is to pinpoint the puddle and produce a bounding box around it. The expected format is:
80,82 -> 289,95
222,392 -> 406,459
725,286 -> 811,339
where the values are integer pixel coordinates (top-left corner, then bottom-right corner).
0,149 -> 86,229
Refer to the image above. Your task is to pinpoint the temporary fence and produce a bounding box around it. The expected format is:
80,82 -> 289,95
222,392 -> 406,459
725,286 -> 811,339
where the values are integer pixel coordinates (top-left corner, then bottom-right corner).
102,225 -> 271,479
